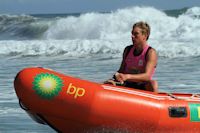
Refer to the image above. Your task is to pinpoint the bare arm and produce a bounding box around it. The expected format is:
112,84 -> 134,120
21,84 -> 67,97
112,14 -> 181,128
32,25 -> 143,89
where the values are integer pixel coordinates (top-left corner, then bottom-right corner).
104,46 -> 132,85
116,48 -> 157,83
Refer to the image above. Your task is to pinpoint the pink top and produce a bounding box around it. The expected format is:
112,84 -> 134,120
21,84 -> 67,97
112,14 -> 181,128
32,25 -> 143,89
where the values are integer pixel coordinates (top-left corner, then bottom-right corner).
124,45 -> 155,79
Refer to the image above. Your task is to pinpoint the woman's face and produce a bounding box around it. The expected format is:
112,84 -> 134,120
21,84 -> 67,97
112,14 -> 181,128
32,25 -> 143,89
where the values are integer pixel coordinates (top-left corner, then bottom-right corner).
131,27 -> 147,45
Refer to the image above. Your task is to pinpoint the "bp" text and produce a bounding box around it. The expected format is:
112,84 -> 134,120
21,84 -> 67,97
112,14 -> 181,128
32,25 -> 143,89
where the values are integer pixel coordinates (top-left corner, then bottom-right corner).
67,83 -> 85,99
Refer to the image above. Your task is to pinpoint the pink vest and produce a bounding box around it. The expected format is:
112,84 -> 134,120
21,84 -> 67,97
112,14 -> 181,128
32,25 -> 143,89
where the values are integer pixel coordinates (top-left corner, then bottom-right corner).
124,45 -> 155,79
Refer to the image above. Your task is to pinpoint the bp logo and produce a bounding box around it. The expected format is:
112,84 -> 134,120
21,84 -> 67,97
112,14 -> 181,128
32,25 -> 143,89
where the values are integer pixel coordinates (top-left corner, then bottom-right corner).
33,73 -> 63,99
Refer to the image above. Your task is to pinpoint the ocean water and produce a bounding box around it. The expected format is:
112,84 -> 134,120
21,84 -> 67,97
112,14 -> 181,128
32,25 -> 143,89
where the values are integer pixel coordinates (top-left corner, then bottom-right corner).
1,6 -> 200,132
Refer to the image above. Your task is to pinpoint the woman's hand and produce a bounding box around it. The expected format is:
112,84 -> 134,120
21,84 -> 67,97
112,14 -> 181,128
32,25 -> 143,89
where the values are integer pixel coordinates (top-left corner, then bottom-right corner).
104,79 -> 116,86
115,73 -> 130,84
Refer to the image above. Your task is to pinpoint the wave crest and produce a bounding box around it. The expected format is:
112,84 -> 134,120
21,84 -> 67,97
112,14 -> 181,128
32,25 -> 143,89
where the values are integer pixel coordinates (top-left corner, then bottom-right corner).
0,6 -> 200,58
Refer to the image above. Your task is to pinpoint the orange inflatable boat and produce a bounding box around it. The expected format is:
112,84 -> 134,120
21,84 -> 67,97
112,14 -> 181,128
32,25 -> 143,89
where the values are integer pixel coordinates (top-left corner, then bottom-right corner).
14,67 -> 200,132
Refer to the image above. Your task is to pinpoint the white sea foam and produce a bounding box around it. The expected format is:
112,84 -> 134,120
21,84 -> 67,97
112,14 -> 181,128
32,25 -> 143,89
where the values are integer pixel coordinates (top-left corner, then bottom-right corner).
1,39 -> 200,58
0,6 -> 200,58
0,107 -> 22,115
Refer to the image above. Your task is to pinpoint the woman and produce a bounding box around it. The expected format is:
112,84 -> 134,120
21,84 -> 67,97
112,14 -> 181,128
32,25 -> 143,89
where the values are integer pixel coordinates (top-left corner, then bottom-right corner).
105,21 -> 158,92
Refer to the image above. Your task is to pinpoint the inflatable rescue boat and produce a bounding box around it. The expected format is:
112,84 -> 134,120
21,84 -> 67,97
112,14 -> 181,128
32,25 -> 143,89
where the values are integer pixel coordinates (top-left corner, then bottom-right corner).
14,67 -> 200,132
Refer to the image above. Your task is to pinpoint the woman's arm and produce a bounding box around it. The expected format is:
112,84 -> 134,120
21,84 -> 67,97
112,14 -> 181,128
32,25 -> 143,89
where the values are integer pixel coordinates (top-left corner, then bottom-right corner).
116,48 -> 157,83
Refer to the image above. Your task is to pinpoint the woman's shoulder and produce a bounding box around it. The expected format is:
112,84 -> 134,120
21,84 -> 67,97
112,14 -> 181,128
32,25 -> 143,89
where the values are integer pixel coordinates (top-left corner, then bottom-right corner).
148,47 -> 157,54
123,45 -> 133,58
124,45 -> 133,50
146,47 -> 157,60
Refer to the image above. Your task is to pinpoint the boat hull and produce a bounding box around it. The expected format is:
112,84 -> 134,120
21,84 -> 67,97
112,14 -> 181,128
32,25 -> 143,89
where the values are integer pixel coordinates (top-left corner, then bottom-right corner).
14,67 -> 200,132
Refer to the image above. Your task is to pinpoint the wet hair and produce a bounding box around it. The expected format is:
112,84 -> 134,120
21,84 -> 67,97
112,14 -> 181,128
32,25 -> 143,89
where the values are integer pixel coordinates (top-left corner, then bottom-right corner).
133,21 -> 151,40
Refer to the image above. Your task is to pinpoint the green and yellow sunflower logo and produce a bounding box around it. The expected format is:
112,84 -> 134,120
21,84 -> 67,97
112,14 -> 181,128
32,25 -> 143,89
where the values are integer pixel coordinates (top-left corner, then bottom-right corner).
33,73 -> 63,99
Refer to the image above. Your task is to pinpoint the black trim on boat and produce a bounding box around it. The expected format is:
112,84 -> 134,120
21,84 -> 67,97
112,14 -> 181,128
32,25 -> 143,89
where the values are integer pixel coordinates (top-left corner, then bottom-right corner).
37,114 -> 62,133
168,106 -> 187,118
19,99 -> 29,111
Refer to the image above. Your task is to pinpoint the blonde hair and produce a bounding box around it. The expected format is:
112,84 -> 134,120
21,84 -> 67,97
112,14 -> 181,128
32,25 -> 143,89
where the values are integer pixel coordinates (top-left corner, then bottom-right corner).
133,21 -> 151,40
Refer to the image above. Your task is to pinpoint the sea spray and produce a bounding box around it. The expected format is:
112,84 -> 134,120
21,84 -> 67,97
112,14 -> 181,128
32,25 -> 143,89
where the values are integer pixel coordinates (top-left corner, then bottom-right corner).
0,6 -> 200,58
